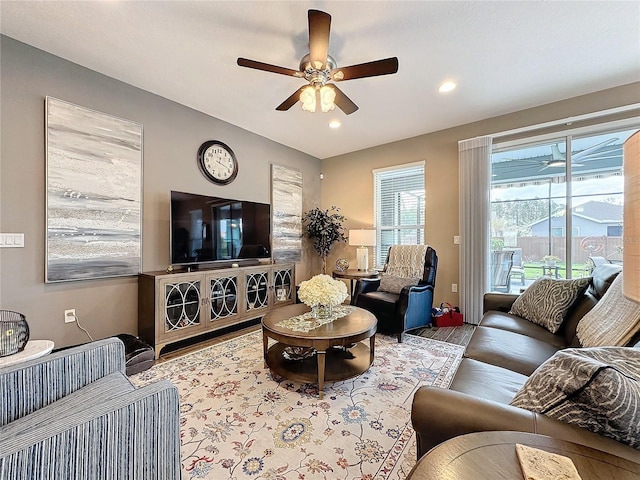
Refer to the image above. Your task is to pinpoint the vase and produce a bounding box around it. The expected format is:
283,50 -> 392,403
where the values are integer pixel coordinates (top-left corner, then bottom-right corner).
312,304 -> 333,319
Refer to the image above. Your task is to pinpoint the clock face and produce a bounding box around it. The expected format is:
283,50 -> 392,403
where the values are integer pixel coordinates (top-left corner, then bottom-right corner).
197,141 -> 238,185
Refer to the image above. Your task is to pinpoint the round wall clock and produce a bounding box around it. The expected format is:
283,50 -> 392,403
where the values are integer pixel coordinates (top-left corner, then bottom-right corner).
197,140 -> 238,185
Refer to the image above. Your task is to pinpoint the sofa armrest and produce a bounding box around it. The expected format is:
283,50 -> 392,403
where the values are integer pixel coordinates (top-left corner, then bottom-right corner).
0,337 -> 125,426
411,386 -> 640,463
483,292 -> 519,313
0,379 -> 180,480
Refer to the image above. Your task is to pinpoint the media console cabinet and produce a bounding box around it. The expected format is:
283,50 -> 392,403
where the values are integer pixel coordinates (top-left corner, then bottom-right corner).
138,263 -> 295,358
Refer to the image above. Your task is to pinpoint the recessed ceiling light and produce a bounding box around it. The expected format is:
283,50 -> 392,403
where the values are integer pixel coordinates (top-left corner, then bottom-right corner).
438,81 -> 457,93
329,120 -> 341,129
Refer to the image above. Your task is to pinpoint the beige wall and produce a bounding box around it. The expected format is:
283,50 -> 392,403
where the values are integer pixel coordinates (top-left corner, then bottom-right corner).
0,36 -> 321,348
321,83 -> 640,308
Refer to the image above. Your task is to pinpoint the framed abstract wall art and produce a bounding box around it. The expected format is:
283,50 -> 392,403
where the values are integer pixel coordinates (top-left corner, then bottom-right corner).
271,164 -> 302,262
45,97 -> 143,282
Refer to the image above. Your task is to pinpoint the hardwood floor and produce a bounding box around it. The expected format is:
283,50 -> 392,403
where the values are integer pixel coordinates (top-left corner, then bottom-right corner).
405,323 -> 475,347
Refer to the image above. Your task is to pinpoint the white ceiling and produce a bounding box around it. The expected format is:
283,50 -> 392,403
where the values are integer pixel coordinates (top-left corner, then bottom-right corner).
1,1 -> 639,159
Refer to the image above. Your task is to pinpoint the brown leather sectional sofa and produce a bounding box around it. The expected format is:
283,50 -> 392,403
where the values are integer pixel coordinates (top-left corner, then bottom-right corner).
411,263 -> 640,463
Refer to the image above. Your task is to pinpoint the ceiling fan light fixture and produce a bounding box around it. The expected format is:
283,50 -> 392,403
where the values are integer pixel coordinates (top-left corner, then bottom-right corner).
300,85 -> 317,112
300,85 -> 336,113
320,85 -> 336,112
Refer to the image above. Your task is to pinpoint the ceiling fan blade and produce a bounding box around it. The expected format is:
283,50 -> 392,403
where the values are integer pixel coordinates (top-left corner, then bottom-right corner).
331,57 -> 399,81
276,86 -> 306,111
308,9 -> 331,70
330,85 -> 359,115
237,58 -> 303,78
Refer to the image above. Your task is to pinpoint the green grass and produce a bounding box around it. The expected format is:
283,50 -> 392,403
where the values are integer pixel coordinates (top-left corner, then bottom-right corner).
523,262 -> 590,280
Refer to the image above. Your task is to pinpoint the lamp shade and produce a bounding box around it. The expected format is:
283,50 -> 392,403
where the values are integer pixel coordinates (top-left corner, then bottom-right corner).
349,229 -> 376,246
624,130 -> 640,302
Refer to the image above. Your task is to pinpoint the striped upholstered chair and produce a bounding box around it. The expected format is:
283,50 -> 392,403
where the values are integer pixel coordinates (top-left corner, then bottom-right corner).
0,337 -> 180,479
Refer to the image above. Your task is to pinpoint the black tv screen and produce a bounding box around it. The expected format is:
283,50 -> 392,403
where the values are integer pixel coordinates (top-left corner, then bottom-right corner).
170,191 -> 271,266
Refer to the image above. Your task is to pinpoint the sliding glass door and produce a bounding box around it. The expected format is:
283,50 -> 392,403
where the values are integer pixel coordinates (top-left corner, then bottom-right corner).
490,128 -> 635,293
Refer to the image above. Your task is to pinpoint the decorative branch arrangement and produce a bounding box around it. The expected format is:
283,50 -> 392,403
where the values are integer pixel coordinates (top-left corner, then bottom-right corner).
302,206 -> 347,274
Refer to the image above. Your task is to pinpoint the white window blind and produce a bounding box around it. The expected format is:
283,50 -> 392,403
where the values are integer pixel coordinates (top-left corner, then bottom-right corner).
373,162 -> 425,268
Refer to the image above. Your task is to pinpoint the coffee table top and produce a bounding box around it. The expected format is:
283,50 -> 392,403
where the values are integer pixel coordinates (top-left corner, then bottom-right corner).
262,303 -> 377,344
407,431 -> 640,480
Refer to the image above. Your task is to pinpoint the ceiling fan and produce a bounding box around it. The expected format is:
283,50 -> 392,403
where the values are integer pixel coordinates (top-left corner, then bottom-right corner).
237,9 -> 398,115
495,138 -> 621,174
539,138 -> 619,170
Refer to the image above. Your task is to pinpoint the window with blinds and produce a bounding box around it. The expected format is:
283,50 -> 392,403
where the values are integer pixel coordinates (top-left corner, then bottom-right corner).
373,162 -> 425,268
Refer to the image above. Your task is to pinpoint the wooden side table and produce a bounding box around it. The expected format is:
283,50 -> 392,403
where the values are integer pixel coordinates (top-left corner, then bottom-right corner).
332,269 -> 380,298
0,340 -> 55,368
406,431 -> 640,480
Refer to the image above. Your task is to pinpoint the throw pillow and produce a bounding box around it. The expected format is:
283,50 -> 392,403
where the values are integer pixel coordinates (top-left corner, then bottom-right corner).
379,273 -> 419,295
577,274 -> 640,347
510,347 -> 640,449
509,277 -> 591,333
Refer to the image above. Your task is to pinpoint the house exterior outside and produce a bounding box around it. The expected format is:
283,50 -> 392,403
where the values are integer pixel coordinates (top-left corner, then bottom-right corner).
530,200 -> 622,237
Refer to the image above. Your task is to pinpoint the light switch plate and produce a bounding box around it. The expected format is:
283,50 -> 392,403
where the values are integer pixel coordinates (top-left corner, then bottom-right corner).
0,233 -> 24,248
453,235 -> 460,245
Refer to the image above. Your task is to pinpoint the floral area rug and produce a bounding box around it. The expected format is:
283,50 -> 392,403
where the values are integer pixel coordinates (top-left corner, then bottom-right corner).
131,331 -> 464,480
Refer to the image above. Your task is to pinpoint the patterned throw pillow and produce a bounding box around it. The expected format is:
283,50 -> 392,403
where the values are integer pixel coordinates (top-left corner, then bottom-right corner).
379,273 -> 419,295
577,274 -> 640,347
509,277 -> 591,333
510,347 -> 640,449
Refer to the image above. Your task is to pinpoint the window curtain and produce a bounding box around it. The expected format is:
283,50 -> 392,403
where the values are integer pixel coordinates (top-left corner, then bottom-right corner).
458,136 -> 492,325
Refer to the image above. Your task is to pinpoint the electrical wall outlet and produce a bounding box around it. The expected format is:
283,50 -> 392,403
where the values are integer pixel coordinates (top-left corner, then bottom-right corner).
64,309 -> 76,323
452,283 -> 458,293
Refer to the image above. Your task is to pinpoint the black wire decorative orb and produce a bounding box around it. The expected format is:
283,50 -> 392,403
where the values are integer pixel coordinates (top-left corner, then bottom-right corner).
0,310 -> 30,357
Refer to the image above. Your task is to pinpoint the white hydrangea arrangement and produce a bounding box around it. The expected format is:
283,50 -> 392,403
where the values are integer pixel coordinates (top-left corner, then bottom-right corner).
297,274 -> 348,307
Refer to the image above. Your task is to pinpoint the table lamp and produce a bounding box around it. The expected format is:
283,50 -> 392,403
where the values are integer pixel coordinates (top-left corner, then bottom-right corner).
623,130 -> 640,303
349,229 -> 376,271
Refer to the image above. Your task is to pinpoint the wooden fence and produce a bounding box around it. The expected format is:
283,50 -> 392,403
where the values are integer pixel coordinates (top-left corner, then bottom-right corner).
506,236 -> 623,264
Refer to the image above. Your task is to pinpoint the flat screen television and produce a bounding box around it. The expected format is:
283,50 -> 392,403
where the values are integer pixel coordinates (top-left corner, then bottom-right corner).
170,191 -> 271,266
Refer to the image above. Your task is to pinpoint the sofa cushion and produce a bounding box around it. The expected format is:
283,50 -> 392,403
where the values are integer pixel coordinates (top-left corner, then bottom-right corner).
379,273 -> 419,294
509,277 -> 591,333
0,371 -> 134,441
480,311 -> 568,349
464,326 -> 563,376
450,358 -> 528,404
577,274 -> 640,347
510,347 -> 640,449
589,263 -> 623,301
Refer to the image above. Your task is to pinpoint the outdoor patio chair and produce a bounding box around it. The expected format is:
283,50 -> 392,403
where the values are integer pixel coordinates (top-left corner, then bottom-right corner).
490,250 -> 514,293
505,248 -> 525,285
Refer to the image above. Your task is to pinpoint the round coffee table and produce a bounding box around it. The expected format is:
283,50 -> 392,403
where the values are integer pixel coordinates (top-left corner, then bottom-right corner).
262,303 -> 377,399
406,431 -> 640,479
